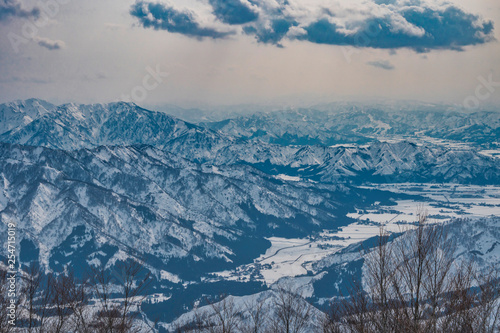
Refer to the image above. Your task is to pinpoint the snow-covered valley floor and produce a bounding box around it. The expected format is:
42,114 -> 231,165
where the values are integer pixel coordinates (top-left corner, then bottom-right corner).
210,183 -> 500,286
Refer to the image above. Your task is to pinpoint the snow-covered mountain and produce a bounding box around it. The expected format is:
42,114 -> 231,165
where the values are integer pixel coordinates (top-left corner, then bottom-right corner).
0,142 -> 372,278
1,99 -> 499,331
0,98 -> 55,135
201,107 -> 500,147
163,140 -> 500,185
0,100 -> 231,151
1,100 -> 497,185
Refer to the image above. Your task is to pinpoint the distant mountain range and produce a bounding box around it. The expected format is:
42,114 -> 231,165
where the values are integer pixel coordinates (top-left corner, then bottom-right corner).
0,99 -> 231,151
1,99 -> 499,185
3,99 -> 500,150
201,107 -> 500,147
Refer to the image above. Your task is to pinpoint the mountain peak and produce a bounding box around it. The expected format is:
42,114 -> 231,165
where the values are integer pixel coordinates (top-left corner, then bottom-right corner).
0,99 -> 55,135
0,100 -> 225,150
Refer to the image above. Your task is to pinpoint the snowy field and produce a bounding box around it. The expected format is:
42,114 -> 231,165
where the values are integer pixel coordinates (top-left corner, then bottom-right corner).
357,183 -> 500,219
479,150 -> 500,158
212,183 -> 500,286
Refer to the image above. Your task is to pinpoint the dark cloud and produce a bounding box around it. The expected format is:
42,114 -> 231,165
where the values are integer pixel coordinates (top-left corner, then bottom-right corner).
130,1 -> 232,39
401,7 -> 494,51
130,0 -> 494,52
298,6 -> 494,52
244,18 -> 295,46
300,19 -> 346,45
367,60 -> 395,70
0,0 -> 40,21
34,37 -> 65,51
208,0 -> 258,25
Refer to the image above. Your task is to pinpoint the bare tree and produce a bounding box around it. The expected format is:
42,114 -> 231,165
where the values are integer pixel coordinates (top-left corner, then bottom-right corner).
18,263 -> 54,333
47,271 -> 92,333
173,303 -> 213,333
440,260 -> 477,332
19,263 -> 43,331
89,262 -> 120,332
65,275 -> 92,333
391,210 -> 431,331
270,284 -> 312,333
442,263 -> 500,333
0,268 -> 17,333
322,304 -> 343,333
328,210 -> 486,333
474,267 -> 500,333
89,258 -> 152,333
205,296 -> 241,333
363,227 -> 398,333
241,296 -> 269,333
116,260 -> 152,333
387,209 -> 457,332
323,278 -> 374,333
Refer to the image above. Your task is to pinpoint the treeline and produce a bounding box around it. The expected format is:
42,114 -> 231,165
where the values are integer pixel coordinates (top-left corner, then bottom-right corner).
0,260 -> 154,333
1,213 -> 499,333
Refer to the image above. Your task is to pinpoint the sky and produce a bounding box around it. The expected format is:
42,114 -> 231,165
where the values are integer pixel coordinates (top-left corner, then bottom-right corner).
0,0 -> 499,109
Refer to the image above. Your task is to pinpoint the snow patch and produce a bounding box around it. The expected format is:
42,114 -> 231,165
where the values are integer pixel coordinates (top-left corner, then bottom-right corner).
275,174 -> 301,182
160,270 -> 182,284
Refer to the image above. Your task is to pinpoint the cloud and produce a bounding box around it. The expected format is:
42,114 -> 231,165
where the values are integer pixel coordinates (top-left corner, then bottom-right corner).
0,75 -> 53,84
0,0 -> 40,21
130,1 -> 233,39
297,6 -> 494,51
33,37 -> 65,50
130,0 -> 495,51
208,0 -> 258,25
400,6 -> 494,51
243,18 -> 296,46
367,60 -> 395,70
